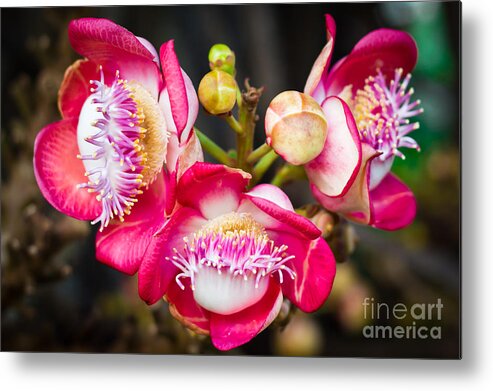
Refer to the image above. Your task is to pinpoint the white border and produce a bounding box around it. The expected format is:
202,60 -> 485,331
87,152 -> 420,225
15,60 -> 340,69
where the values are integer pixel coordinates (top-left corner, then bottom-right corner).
2,0 -> 492,389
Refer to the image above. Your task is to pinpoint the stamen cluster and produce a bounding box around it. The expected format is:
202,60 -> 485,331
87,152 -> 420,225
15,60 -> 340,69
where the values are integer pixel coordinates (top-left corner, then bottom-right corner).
352,68 -> 423,161
77,70 -> 147,229
168,213 -> 296,291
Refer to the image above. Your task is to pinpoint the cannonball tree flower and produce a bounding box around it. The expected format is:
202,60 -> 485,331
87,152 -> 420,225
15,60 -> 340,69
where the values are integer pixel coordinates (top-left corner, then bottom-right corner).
33,18 -> 200,275
138,163 -> 336,350
303,14 -> 423,230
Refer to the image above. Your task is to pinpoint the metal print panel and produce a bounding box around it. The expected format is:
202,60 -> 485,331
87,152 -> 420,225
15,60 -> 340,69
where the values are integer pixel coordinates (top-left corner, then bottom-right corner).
1,1 -> 461,358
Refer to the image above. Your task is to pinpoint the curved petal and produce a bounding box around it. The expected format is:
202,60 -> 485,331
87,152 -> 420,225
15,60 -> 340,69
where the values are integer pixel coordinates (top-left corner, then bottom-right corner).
160,40 -> 199,142
137,36 -> 159,64
209,282 -> 282,351
161,131 -> 204,217
326,28 -> 418,96
176,163 -> 251,220
138,207 -> 206,304
58,59 -> 109,119
312,143 -> 381,225
246,184 -> 294,212
304,13 -> 336,101
175,130 -> 204,179
68,18 -> 161,98
305,96 -> 362,198
166,282 -> 210,335
95,171 -> 166,275
270,233 -> 336,312
239,194 -> 321,241
159,71 -> 199,145
369,173 -> 416,230
33,118 -> 101,220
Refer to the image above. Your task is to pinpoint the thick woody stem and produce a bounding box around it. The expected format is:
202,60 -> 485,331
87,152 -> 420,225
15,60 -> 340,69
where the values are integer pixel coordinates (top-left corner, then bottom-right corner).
237,79 -> 264,172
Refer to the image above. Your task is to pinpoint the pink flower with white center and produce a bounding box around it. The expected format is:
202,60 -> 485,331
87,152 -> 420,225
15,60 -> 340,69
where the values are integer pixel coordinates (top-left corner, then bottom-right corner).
302,14 -> 423,230
138,163 -> 336,350
33,18 -> 201,275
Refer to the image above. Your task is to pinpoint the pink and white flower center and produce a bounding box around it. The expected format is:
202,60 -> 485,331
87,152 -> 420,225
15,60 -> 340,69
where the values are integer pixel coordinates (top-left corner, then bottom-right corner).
168,212 -> 296,315
77,69 -> 167,230
348,68 -> 423,188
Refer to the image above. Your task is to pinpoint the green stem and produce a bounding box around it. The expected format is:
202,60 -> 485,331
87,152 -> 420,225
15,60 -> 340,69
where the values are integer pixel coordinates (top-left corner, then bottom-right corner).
223,115 -> 243,134
195,128 -> 234,166
252,150 -> 279,185
271,164 -> 307,187
246,143 -> 272,165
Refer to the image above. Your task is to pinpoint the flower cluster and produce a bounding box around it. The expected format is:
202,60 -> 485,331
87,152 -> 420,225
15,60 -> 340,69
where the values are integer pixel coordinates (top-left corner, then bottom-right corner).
33,14 -> 421,350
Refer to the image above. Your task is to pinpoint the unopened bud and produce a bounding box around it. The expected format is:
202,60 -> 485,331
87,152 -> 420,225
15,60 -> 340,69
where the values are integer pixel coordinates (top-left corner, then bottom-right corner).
198,69 -> 237,115
265,91 -> 327,165
208,44 -> 236,76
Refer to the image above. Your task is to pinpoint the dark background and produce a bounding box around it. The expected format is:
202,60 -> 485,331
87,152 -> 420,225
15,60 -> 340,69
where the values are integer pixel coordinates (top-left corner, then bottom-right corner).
1,2 -> 460,357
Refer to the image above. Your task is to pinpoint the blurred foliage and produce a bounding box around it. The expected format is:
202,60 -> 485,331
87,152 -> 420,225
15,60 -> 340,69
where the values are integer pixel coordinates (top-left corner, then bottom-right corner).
1,3 -> 460,357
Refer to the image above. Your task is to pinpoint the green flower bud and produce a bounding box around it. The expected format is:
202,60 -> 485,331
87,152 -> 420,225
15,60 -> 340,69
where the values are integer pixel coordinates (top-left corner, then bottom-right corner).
208,44 -> 236,76
198,69 -> 237,115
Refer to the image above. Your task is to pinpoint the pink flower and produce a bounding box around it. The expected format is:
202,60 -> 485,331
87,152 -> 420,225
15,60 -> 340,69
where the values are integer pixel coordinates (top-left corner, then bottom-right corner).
304,14 -> 423,230
33,18 -> 200,275
138,163 -> 336,350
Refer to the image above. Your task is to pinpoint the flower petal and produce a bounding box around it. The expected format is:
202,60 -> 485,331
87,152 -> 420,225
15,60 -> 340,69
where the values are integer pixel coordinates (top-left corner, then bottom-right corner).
175,130 -> 204,179
95,171 -> 166,275
305,96 -> 362,198
270,233 -> 336,313
326,28 -> 418,96
369,173 -> 417,230
176,163 -> 251,220
312,143 -> 381,225
138,207 -> 206,304
246,184 -> 294,211
163,130 -> 204,216
68,18 -> 161,98
240,194 -> 321,241
33,119 -> 101,220
166,282 -> 210,335
209,282 -> 282,351
304,13 -> 336,102
160,40 -> 199,142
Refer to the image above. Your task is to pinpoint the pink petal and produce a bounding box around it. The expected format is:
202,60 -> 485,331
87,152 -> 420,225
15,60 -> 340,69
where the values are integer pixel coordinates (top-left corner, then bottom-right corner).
163,169 -> 178,217
304,14 -> 336,101
326,28 -> 418,96
209,282 -> 283,351
33,119 -> 101,220
138,207 -> 206,304
95,171 -> 167,275
176,163 -> 251,220
369,173 -> 417,230
159,71 -> 199,145
270,233 -> 336,312
246,184 -> 294,212
58,59 -> 109,119
166,282 -> 210,335
136,36 -> 159,64
240,194 -> 321,241
160,40 -> 199,142
305,96 -> 362,198
68,18 -> 161,98
163,130 -> 204,216
312,143 -> 381,225
175,130 -> 204,179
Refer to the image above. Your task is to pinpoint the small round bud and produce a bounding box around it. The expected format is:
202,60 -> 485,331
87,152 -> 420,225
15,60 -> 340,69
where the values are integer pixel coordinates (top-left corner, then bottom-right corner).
265,91 -> 327,165
198,69 -> 237,115
208,43 -> 236,76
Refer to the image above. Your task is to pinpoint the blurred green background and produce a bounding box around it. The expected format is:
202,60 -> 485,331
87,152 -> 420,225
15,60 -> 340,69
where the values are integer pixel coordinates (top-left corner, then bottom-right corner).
1,2 -> 460,357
